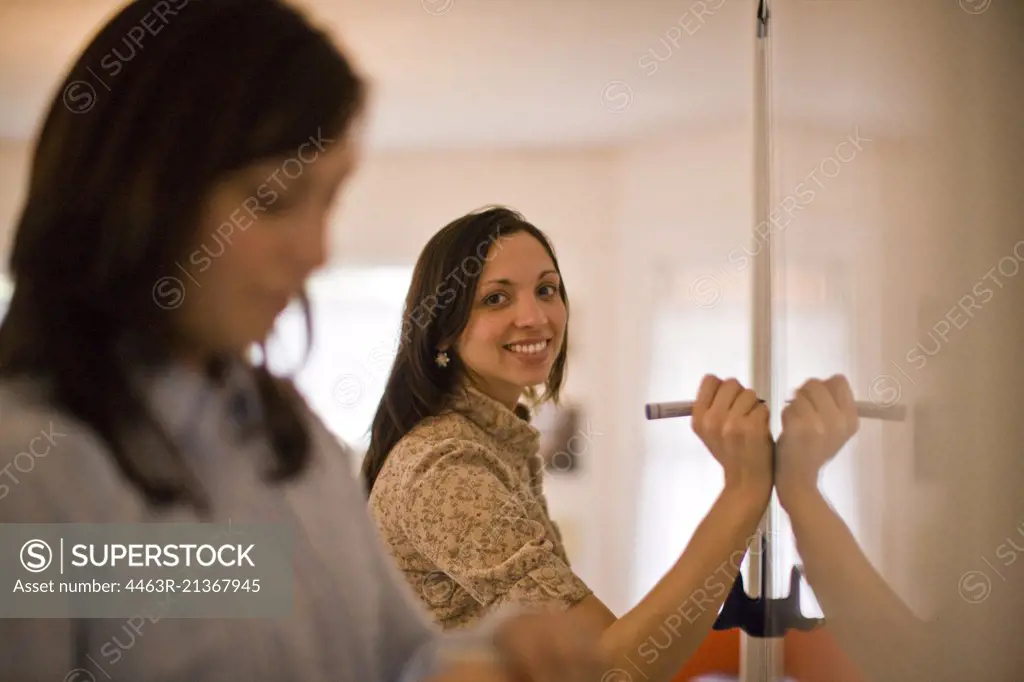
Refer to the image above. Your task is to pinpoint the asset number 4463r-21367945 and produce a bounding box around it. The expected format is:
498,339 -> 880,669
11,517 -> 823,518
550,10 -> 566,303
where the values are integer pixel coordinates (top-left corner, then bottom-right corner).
124,578 -> 261,593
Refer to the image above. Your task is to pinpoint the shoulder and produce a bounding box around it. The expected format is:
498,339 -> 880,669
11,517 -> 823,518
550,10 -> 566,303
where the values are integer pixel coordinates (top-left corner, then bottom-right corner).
381,412 -> 513,488
0,379 -> 145,521
368,413 -> 521,529
404,409 -> 489,451
0,380 -> 75,461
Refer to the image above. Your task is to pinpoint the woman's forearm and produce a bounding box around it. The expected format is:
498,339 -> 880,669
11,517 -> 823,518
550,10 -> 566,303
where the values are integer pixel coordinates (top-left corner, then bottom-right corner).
599,483 -> 770,682
780,485 -> 927,681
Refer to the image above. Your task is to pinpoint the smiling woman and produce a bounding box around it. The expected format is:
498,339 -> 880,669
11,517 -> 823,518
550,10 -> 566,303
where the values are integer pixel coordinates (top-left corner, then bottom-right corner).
362,206 -> 785,682
360,206 -> 572,496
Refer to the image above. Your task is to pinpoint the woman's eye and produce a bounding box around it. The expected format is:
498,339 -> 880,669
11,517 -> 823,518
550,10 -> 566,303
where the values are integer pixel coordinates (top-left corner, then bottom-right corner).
538,283 -> 559,297
483,292 -> 507,306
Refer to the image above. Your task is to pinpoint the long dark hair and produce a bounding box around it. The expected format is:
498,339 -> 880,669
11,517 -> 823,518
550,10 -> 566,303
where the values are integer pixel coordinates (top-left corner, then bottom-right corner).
361,206 -> 569,494
0,0 -> 366,511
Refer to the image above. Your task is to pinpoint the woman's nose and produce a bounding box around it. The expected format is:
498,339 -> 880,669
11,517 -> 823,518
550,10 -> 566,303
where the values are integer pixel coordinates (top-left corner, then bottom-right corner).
515,295 -> 548,327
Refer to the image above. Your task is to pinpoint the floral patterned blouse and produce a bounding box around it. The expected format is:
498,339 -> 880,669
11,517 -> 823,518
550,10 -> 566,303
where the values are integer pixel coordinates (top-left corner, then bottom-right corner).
367,385 -> 593,631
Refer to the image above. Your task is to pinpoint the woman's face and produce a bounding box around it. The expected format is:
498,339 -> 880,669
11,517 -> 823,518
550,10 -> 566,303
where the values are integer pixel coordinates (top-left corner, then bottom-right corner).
454,232 -> 567,408
170,136 -> 357,359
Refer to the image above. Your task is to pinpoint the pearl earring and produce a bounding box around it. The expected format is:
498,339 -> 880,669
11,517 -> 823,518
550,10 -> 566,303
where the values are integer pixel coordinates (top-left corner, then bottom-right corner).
434,350 -> 450,368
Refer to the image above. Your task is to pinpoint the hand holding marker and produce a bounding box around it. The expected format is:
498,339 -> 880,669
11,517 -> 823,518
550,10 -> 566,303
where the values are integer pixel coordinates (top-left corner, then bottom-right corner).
645,399 -> 907,421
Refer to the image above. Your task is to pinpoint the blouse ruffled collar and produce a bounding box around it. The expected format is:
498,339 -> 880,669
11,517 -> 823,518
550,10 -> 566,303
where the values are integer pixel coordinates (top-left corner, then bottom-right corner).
446,384 -> 540,465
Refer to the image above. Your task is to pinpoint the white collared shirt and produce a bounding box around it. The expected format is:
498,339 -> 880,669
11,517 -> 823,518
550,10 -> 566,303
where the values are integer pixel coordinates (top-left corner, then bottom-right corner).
0,360 -> 490,682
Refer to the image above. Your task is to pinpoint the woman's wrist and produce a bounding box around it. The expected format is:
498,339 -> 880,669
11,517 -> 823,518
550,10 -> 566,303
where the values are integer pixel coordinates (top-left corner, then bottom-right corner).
721,476 -> 773,510
776,473 -> 823,512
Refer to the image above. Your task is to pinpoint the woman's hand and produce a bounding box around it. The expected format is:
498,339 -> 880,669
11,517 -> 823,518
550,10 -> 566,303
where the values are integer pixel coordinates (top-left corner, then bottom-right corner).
776,375 -> 860,506
428,611 -> 607,682
490,611 -> 608,682
692,375 -> 774,497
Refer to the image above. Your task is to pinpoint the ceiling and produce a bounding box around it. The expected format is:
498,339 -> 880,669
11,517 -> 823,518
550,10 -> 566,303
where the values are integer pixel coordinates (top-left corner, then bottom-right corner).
0,0 -> 990,150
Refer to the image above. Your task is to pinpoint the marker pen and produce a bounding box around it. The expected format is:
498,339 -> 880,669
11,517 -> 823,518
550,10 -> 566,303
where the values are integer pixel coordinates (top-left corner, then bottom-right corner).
645,399 -> 906,421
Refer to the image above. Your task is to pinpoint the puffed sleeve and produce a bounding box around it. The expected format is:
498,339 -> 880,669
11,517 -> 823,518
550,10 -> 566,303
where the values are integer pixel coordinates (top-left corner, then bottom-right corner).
396,437 -> 592,612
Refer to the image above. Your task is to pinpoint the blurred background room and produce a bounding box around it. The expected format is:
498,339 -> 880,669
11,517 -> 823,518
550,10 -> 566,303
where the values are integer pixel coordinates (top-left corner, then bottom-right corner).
0,0 -> 1022,680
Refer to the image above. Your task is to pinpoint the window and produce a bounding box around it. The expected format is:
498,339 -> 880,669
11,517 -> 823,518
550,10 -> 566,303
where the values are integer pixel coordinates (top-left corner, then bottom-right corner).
631,298 -> 751,605
0,273 -> 10,322
779,303 -> 855,618
265,265 -> 415,471
632,265 -> 857,620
